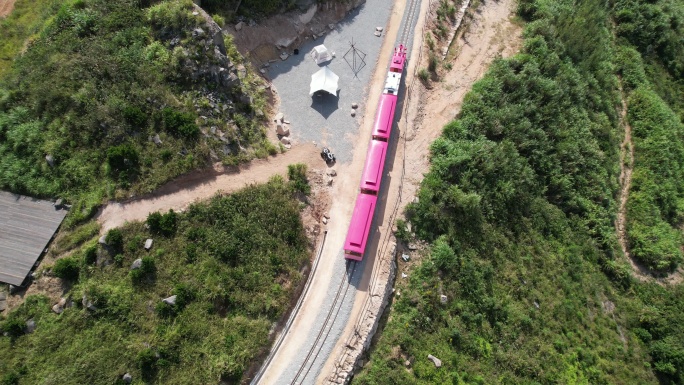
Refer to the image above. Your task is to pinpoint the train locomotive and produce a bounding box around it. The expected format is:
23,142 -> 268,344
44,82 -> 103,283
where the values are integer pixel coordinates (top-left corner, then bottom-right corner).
343,45 -> 407,261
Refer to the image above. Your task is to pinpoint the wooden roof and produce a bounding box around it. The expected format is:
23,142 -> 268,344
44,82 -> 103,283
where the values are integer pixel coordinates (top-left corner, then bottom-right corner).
0,191 -> 67,286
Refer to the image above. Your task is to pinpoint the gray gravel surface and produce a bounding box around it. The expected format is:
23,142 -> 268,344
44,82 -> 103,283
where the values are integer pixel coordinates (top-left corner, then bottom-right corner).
266,0 -> 422,383
268,1 -> 394,163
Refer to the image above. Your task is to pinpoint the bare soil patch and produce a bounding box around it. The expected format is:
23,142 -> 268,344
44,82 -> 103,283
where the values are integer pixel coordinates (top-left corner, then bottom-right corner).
0,0 -> 16,18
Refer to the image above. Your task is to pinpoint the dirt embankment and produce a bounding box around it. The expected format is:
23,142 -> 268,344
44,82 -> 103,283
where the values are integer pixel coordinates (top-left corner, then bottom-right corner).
0,0 -> 16,18
323,0 -> 524,382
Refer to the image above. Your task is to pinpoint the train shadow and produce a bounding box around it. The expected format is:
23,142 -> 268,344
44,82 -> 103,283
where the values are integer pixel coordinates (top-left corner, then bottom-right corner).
351,66 -> 409,292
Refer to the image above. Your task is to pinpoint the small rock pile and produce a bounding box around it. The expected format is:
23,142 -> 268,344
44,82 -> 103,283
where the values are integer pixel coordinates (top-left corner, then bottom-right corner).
274,112 -> 292,148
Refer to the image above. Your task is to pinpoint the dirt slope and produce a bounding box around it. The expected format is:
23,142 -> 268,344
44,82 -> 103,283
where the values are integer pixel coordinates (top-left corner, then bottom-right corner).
0,0 -> 15,17
321,0 -> 523,380
97,143 -> 322,232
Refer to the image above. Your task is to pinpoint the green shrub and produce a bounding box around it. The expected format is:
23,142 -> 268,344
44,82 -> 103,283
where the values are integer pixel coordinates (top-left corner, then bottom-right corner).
287,163 -> 310,195
83,244 -> 98,265
105,229 -> 124,254
161,108 -> 199,139
107,144 -> 139,175
122,106 -> 147,128
0,318 -> 25,339
147,210 -> 178,236
418,68 -> 429,82
52,257 -> 80,281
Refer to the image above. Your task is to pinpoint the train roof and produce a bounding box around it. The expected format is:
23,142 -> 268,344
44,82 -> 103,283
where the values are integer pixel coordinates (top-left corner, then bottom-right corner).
360,140 -> 388,193
343,193 -> 378,257
371,94 -> 397,140
389,44 -> 407,72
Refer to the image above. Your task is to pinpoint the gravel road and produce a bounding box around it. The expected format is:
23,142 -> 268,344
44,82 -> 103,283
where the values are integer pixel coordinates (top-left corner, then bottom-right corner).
268,1 -> 394,164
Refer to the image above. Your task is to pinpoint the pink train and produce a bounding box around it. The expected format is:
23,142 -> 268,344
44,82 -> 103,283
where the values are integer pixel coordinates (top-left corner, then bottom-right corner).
344,45 -> 407,261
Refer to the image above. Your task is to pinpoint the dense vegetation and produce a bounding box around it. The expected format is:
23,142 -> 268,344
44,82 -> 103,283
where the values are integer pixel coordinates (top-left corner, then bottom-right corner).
0,175 -> 311,384
613,0 -> 684,272
355,0 -> 684,383
0,0 -> 270,227
0,0 -> 62,78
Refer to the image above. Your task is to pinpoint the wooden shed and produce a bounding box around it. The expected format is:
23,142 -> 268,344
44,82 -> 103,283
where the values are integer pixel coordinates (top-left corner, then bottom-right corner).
0,191 -> 67,286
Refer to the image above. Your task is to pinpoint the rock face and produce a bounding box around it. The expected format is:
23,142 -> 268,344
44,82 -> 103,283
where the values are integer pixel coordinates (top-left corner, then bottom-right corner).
162,295 -> 177,306
25,319 -> 36,333
427,354 -> 442,368
131,258 -> 143,270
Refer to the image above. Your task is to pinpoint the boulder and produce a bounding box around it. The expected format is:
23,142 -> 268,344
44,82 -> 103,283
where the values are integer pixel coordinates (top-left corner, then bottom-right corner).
235,21 -> 244,31
280,136 -> 291,145
52,303 -> 64,314
45,155 -> 55,167
427,354 -> 442,368
54,198 -> 64,208
279,52 -> 290,61
25,319 -> 36,333
351,109 -> 356,117
440,295 -> 448,304
82,295 -> 97,311
376,26 -> 384,32
276,124 -> 290,136
402,272 -> 408,278
192,28 -> 206,38
351,102 -> 358,109
322,217 -> 328,225
401,253 -> 410,262
98,235 -> 107,245
326,168 -> 337,177
144,239 -> 153,251
326,176 -> 334,186
131,258 -> 143,270
274,112 -> 284,122
122,373 -> 133,384
152,134 -> 163,146
237,64 -> 246,79
162,295 -> 177,306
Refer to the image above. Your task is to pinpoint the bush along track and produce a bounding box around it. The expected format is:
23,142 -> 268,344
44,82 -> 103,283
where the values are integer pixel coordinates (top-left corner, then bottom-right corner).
354,0 -> 684,383
0,0 -> 271,227
0,175 -> 312,384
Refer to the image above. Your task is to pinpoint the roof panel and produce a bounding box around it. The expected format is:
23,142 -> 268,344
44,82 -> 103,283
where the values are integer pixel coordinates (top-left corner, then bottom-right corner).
0,192 -> 68,286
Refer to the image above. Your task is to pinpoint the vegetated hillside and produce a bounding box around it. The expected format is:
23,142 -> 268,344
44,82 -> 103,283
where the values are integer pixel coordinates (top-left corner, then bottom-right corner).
0,0 -> 62,78
0,173 -> 311,384
613,0 -> 684,272
0,0 -> 273,226
354,0 -> 684,383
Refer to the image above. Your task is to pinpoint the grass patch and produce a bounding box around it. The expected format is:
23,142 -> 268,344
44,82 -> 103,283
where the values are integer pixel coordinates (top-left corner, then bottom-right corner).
0,176 -> 311,384
0,0 -> 62,78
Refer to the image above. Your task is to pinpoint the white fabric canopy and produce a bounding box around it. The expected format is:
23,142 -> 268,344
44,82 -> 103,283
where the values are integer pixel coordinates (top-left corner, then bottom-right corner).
310,44 -> 333,64
309,66 -> 339,96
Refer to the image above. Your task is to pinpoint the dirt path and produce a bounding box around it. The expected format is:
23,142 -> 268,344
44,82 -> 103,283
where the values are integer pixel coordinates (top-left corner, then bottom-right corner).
0,0 -> 15,17
615,83 -> 683,285
97,143 -> 322,232
322,0 -> 523,380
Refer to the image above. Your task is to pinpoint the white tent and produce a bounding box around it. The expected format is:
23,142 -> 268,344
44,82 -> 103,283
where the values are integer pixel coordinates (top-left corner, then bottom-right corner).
310,45 -> 333,64
309,66 -> 339,96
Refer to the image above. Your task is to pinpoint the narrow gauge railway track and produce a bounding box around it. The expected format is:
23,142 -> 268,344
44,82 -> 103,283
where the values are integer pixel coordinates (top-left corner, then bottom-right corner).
398,0 -> 422,46
290,260 -> 359,385
250,231 -> 329,385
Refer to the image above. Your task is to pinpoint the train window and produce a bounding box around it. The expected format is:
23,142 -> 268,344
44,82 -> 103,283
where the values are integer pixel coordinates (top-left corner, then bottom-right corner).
360,188 -> 377,196
372,135 -> 388,142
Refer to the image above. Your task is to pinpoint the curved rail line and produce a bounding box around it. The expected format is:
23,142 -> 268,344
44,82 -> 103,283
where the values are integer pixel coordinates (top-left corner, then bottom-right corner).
250,231 -> 329,385
291,260 -> 358,385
